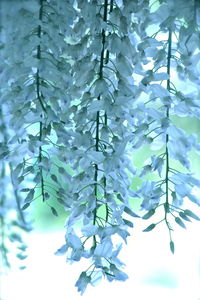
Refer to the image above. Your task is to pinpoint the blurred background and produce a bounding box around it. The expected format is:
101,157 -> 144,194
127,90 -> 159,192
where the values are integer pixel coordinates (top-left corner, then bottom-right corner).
1,198 -> 200,300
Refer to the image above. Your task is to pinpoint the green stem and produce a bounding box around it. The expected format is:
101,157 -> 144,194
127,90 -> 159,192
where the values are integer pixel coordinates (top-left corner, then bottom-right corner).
165,29 -> 172,220
110,0 -> 114,12
93,0 -> 108,245
37,0 -> 45,202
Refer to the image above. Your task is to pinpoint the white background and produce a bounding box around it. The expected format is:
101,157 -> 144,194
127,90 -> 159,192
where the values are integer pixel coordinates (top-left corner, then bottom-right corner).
1,216 -> 200,300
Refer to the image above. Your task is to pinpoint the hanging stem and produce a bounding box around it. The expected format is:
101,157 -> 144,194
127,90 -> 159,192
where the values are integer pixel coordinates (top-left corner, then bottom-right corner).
37,0 -> 45,202
194,0 -> 200,25
165,29 -> 172,224
104,0 -> 114,223
93,0 -> 108,245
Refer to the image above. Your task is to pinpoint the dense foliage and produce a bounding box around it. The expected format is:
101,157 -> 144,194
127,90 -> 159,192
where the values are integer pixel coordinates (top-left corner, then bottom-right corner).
0,0 -> 200,294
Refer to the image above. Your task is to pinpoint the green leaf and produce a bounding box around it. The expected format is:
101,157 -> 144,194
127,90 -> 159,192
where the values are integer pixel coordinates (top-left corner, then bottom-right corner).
179,212 -> 191,222
0,151 -> 9,159
10,233 -> 23,243
122,218 -> 134,228
51,174 -> 58,182
21,203 -> 30,210
170,240 -> 175,254
12,163 -> 23,184
24,189 -> 35,203
117,193 -> 124,202
17,175 -> 24,184
50,206 -> 58,217
184,209 -> 200,221
142,209 -> 155,219
124,206 -> 140,218
20,188 -> 30,192
44,192 -> 50,200
175,217 -> 186,229
143,223 -> 156,232
58,167 -> 66,174
16,253 -> 27,260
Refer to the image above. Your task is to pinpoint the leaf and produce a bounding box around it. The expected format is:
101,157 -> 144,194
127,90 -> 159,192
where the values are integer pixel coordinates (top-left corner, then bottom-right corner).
12,163 -> 23,184
184,209 -> 200,221
20,188 -> 30,192
21,203 -> 30,210
175,217 -> 186,229
16,253 -> 27,260
179,212 -> 191,222
170,240 -> 175,254
44,192 -> 50,200
34,172 -> 41,183
117,193 -> 124,202
24,189 -> 35,203
142,209 -> 155,219
122,218 -> 134,228
124,206 -> 140,218
58,167 -> 66,174
0,151 -> 9,159
18,176 -> 24,184
10,233 -> 23,243
143,223 -> 156,232
50,206 -> 58,217
51,174 -> 58,182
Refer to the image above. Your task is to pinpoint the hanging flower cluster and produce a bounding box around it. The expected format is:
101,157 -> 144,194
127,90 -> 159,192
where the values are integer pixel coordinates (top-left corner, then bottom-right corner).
135,0 -> 200,252
0,0 -> 200,294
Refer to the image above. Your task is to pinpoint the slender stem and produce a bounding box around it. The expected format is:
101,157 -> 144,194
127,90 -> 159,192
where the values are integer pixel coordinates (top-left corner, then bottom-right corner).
93,0 -> 108,245
165,29 -> 172,221
37,0 -> 45,202
194,0 -> 199,25
103,0 -> 113,223
110,0 -> 114,12
36,0 -> 46,113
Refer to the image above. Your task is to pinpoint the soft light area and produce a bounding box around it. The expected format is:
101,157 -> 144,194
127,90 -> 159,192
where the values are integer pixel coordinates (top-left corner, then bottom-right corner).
1,217 -> 200,300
